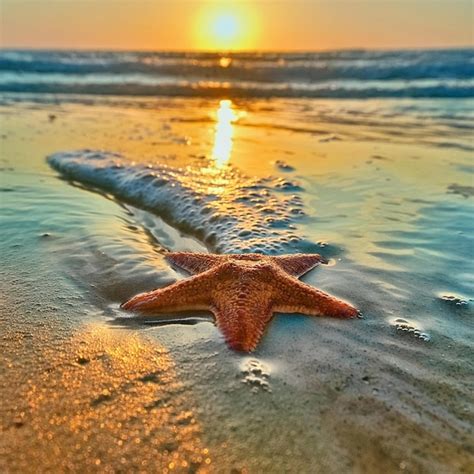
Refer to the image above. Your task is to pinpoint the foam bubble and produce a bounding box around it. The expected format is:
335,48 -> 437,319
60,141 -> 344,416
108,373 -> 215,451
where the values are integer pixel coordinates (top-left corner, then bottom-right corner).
274,160 -> 295,172
439,294 -> 469,307
240,359 -> 271,393
391,318 -> 431,342
47,150 -> 317,254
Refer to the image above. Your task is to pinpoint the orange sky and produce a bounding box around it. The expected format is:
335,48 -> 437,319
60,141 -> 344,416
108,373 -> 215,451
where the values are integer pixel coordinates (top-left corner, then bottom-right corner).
1,0 -> 472,51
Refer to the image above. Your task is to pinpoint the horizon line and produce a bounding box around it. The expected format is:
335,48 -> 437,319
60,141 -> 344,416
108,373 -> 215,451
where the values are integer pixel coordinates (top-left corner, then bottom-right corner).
1,44 -> 472,54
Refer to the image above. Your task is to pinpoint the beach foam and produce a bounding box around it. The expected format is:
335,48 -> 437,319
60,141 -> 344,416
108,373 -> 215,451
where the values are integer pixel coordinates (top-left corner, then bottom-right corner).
48,150 -> 317,254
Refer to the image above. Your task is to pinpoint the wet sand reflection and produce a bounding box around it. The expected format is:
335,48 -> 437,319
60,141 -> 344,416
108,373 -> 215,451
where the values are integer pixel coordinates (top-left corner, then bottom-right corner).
3,322 -> 211,472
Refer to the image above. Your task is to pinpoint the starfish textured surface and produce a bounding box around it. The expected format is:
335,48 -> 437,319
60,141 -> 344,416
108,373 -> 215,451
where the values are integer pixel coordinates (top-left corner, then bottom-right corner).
122,252 -> 359,352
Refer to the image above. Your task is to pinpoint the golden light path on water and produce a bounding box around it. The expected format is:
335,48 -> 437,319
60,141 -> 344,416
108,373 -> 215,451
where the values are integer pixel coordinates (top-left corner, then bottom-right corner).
211,99 -> 238,168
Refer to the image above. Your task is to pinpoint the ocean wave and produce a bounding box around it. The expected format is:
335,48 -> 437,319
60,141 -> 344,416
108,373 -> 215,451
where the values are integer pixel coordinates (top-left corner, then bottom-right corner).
3,80 -> 473,98
1,49 -> 473,81
1,49 -> 473,99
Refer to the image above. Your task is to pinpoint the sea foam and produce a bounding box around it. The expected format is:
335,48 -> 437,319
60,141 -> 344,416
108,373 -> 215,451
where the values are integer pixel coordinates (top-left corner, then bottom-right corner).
48,150 -> 316,254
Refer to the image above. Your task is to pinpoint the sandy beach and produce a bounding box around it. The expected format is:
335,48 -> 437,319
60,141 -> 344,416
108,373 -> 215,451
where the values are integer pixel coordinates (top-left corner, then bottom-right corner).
1,88 -> 473,472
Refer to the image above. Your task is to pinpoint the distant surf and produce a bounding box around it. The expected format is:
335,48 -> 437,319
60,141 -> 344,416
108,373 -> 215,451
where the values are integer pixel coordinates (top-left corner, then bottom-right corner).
2,49 -> 473,98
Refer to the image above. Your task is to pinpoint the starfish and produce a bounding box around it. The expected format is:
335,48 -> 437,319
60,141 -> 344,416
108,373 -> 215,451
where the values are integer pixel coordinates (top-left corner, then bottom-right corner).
121,253 -> 359,352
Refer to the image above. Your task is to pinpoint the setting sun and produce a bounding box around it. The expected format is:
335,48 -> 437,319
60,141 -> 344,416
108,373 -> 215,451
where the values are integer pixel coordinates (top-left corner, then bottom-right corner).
213,13 -> 239,42
194,4 -> 259,50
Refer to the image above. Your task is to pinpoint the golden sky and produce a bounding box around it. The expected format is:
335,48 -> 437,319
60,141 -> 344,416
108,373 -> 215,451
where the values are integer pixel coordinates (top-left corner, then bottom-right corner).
1,0 -> 472,51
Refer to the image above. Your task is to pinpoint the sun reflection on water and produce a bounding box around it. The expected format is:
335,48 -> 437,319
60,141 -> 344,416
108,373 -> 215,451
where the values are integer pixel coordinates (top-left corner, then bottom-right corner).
211,99 -> 237,168
219,57 -> 232,68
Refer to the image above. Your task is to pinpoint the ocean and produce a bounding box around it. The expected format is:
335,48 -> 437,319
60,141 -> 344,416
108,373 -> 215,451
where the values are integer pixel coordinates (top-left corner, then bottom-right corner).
1,48 -> 473,98
1,49 -> 473,472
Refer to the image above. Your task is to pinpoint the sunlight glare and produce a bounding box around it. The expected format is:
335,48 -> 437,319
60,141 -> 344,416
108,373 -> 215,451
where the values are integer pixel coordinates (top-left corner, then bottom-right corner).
219,57 -> 232,68
194,4 -> 259,51
214,13 -> 238,42
212,99 -> 237,167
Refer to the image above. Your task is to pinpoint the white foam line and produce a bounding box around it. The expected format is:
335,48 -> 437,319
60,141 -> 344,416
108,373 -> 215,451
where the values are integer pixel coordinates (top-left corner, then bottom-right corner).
48,149 -> 314,254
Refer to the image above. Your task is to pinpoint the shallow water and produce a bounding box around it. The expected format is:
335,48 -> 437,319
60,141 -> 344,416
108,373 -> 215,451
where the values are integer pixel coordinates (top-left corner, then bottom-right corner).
1,94 -> 473,472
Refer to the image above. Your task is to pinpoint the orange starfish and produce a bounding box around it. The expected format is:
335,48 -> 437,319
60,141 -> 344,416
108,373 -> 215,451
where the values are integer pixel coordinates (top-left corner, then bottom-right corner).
121,253 -> 359,352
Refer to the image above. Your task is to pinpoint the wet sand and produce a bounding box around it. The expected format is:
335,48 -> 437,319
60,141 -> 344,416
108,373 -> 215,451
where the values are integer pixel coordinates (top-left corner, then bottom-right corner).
1,97 -> 473,473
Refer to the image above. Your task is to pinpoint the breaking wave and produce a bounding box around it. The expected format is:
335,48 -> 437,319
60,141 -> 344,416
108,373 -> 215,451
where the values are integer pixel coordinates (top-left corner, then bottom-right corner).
2,48 -> 473,98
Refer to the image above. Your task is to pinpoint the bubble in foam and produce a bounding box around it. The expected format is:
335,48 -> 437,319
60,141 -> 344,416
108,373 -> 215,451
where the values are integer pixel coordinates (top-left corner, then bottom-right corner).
274,178 -> 303,192
240,359 -> 271,393
274,160 -> 295,172
439,294 -> 469,307
47,150 -> 312,254
391,318 -> 431,342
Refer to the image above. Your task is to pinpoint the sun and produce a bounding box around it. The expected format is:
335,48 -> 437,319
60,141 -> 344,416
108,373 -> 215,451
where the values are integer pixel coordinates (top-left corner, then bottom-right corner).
212,13 -> 239,43
194,4 -> 259,51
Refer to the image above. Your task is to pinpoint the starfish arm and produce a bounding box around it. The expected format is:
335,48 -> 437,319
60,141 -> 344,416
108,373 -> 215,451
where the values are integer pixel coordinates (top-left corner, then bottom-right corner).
271,254 -> 327,277
121,252 -> 358,352
273,278 -> 358,319
211,297 -> 272,352
166,252 -> 223,275
121,269 -> 215,312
